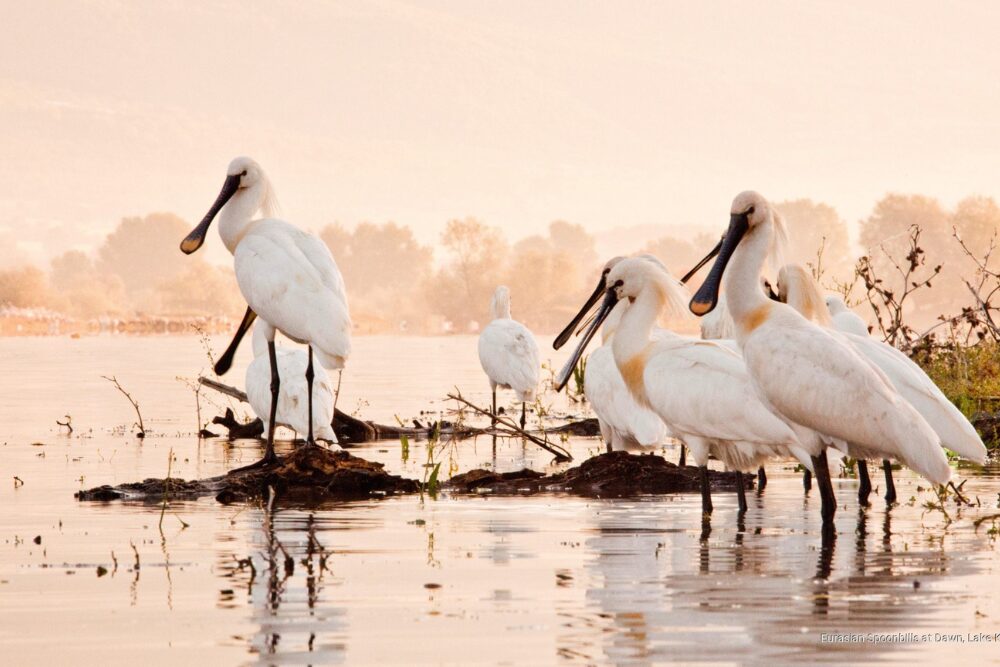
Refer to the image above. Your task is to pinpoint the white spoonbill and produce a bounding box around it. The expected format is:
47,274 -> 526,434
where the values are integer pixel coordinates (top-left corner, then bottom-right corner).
581,260 -> 668,453
687,191 -> 951,522
180,156 -> 351,468
777,263 -> 986,504
557,257 -> 804,515
825,294 -> 869,336
246,322 -> 339,446
478,286 -> 540,428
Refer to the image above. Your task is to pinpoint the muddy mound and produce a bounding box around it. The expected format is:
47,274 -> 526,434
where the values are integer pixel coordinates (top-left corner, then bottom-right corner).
75,477 -> 214,502
446,451 -> 751,497
215,446 -> 419,503
77,449 -> 749,505
77,446 -> 417,504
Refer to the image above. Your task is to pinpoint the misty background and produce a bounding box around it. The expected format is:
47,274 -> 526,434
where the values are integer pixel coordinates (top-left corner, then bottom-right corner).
3,1 -> 1000,333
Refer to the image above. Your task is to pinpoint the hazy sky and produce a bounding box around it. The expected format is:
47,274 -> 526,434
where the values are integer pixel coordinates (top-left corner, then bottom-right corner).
3,0 -> 1000,267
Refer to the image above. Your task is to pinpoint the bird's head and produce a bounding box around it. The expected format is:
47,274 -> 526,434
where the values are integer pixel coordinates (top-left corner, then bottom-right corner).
180,156 -> 263,255
687,191 -> 786,317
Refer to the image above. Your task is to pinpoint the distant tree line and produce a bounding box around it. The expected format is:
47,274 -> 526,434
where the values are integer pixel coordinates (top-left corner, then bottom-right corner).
2,194 -> 1000,334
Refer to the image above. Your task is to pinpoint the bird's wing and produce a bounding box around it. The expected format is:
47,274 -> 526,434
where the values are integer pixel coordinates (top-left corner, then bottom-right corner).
641,337 -> 795,446
235,225 -> 351,368
478,319 -> 541,398
585,346 -> 666,446
849,334 -> 986,461
744,318 -> 949,482
832,311 -> 869,337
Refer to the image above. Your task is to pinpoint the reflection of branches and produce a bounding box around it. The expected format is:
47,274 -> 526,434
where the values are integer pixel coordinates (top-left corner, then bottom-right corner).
101,375 -> 146,438
856,225 -> 941,350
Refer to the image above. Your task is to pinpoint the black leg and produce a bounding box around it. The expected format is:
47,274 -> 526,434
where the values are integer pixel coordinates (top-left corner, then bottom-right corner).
857,459 -> 872,506
264,340 -> 280,463
757,466 -> 767,491
491,388 -> 497,428
882,459 -> 897,504
803,469 -> 813,493
231,339 -> 280,473
812,453 -> 836,524
678,444 -> 686,468
699,465 -> 713,516
736,471 -> 748,514
605,440 -> 613,454
305,346 -> 315,446
521,401 -> 527,430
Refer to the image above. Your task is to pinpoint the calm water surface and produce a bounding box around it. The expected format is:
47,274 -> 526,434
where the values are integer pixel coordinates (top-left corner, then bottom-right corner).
1,335 -> 999,666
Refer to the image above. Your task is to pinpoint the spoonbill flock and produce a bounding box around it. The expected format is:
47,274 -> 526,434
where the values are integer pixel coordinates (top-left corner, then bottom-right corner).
179,159 -> 984,527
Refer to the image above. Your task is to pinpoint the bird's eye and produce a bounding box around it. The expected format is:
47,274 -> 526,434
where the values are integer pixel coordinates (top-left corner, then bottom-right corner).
613,280 -> 624,288
746,206 -> 755,215
240,170 -> 248,177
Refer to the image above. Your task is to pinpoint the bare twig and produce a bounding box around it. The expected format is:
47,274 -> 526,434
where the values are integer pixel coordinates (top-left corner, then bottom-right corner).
56,415 -> 73,434
101,375 -> 146,438
446,390 -> 572,462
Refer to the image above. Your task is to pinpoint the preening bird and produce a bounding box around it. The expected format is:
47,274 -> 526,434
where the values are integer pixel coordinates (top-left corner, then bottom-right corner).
180,156 -> 351,468
246,322 -> 339,445
557,257 -> 805,516
478,286 -> 540,429
687,191 -> 950,523
777,263 -> 986,504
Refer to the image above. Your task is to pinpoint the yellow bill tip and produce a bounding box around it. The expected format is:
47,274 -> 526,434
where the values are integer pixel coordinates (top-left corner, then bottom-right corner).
179,237 -> 203,254
689,300 -> 713,316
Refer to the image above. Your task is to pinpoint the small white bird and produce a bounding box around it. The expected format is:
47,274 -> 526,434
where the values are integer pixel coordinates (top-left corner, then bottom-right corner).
181,157 -> 351,468
246,322 -> 339,445
688,191 -> 951,523
558,257 -> 805,515
778,263 -> 986,503
478,286 -> 540,428
825,294 -> 870,336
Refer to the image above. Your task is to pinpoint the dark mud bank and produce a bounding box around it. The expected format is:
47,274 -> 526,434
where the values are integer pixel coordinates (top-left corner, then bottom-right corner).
76,448 -> 751,505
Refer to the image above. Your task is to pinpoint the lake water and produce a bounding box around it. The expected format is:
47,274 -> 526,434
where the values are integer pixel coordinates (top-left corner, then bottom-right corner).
1,335 -> 999,666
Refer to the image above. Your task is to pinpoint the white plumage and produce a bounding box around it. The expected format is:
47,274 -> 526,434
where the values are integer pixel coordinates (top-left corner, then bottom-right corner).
690,192 -> 950,510
567,257 -> 807,514
181,156 -> 351,464
699,292 -> 737,340
234,220 -> 351,370
584,301 -> 668,451
825,294 -> 870,336
779,264 -> 986,464
246,323 -> 339,444
478,286 -> 540,426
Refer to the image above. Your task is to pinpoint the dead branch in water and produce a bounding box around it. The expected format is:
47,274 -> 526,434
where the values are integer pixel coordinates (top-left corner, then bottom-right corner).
198,376 -> 448,442
446,390 -> 572,462
56,415 -> 73,434
101,375 -> 146,438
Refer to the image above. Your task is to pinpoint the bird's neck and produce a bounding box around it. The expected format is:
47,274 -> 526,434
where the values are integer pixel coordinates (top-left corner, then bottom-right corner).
611,287 -> 663,404
723,221 -> 772,326
219,181 -> 268,254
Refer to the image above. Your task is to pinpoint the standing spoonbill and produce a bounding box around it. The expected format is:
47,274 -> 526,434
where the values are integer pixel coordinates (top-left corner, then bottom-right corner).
556,257 -> 805,516
478,286 -> 540,429
180,157 -> 351,468
687,191 -> 951,522
578,258 -> 668,453
246,321 -> 339,446
777,263 -> 986,505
